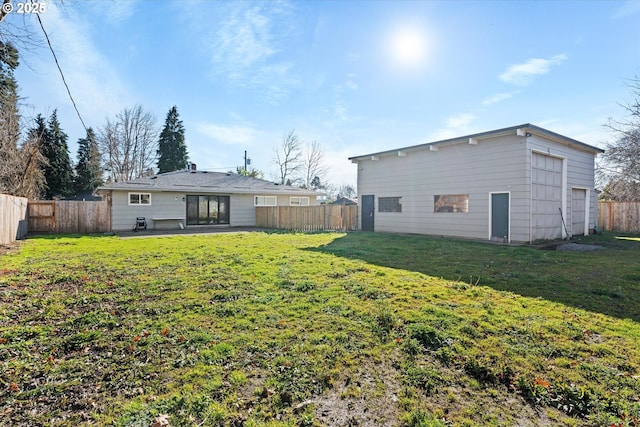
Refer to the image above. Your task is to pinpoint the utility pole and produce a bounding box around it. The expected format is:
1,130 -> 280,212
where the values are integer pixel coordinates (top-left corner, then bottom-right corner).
243,151 -> 251,174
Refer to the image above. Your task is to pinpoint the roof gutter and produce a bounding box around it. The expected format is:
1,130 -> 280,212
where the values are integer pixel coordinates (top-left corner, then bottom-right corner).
349,123 -> 604,162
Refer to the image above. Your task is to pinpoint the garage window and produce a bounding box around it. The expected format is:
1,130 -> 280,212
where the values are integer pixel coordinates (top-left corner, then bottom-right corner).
434,194 -> 468,213
379,197 -> 402,213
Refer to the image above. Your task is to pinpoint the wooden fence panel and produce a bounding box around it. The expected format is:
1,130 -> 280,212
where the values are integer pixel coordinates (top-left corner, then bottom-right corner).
28,200 -> 111,234
28,201 -> 55,234
0,194 -> 28,245
598,201 -> 640,233
256,205 -> 358,232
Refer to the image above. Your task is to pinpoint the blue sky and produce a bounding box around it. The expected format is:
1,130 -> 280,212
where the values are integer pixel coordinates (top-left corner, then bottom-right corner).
8,0 -> 640,188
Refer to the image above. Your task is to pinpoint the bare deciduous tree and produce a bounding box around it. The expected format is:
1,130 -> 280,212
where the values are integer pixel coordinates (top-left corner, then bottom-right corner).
301,140 -> 327,190
100,105 -> 158,182
273,129 -> 302,185
336,183 -> 356,199
601,75 -> 640,201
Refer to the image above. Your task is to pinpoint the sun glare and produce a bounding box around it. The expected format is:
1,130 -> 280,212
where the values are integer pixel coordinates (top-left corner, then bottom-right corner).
388,26 -> 429,69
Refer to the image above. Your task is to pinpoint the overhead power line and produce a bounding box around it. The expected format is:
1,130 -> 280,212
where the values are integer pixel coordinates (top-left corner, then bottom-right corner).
36,13 -> 88,132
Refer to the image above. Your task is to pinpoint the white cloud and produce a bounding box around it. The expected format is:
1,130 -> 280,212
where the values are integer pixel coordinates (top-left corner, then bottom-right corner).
482,92 -> 516,106
189,1 -> 298,103
212,5 -> 277,70
196,123 -> 259,146
429,113 -> 477,141
500,54 -> 567,86
87,0 -> 137,25
345,80 -> 358,91
611,1 -> 640,19
446,113 -> 476,129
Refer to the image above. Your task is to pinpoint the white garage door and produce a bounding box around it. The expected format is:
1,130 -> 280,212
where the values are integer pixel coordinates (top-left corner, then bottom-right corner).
532,153 -> 563,241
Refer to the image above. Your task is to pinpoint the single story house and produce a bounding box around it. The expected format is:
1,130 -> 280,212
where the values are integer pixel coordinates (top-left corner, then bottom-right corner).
349,123 -> 604,243
95,165 -> 322,231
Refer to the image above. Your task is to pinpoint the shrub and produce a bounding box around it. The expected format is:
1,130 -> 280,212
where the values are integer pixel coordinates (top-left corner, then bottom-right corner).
409,324 -> 444,351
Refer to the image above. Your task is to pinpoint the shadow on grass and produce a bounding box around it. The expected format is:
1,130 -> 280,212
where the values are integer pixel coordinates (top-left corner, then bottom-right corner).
26,233 -> 115,240
308,231 -> 640,322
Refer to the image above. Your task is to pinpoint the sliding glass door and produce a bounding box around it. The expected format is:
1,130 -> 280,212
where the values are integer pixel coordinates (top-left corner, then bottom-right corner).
186,195 -> 230,225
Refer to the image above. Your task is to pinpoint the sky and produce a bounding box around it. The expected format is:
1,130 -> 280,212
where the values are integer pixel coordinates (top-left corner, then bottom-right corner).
5,0 -> 640,189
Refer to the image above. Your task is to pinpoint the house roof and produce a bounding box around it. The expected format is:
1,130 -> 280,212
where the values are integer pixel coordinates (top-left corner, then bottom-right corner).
331,197 -> 357,205
348,123 -> 605,162
95,170 -> 322,196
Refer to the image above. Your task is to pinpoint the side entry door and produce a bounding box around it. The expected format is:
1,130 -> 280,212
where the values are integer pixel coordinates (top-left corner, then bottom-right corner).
361,195 -> 375,231
491,193 -> 509,242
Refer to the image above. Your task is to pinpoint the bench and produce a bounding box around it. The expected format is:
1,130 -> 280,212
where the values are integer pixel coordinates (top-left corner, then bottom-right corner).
152,218 -> 185,230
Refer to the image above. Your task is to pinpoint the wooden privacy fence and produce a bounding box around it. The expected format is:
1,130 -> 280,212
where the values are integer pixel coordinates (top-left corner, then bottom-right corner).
598,201 -> 640,233
0,194 -> 28,244
256,205 -> 358,232
28,200 -> 111,234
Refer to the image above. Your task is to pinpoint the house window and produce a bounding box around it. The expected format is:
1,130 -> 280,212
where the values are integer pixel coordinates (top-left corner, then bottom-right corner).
186,195 -> 230,225
129,193 -> 151,205
254,196 -> 277,206
290,196 -> 310,206
434,194 -> 468,213
379,197 -> 402,213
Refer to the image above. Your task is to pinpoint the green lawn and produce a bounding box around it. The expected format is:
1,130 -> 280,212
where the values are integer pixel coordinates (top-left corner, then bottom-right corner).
1,231 -> 639,426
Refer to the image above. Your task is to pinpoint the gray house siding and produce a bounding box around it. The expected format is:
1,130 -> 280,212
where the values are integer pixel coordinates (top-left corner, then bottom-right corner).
231,195 -> 257,227
357,134 -> 530,241
109,191 -> 319,231
358,137 -> 529,239
352,124 -> 602,243
111,191 -> 186,231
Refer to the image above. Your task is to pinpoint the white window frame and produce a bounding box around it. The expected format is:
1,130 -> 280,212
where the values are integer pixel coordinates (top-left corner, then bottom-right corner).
289,196 -> 310,206
128,192 -> 152,206
254,196 -> 277,207
434,194 -> 468,213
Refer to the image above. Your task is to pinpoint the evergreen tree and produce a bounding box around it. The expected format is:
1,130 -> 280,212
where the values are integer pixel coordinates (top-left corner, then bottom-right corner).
0,42 -> 46,198
74,127 -> 103,194
0,41 -> 22,193
41,110 -> 74,199
157,106 -> 188,173
27,114 -> 47,142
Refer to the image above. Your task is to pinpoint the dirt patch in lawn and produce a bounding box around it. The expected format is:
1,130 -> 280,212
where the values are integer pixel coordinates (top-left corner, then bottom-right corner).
555,242 -> 605,251
0,242 -> 21,257
313,357 -> 401,426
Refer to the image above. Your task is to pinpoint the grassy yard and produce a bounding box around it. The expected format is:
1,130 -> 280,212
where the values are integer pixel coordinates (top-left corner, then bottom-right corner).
1,231 -> 639,426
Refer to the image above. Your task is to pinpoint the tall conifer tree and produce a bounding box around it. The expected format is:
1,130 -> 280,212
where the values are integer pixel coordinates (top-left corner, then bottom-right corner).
74,127 -> 103,194
41,110 -> 73,198
157,106 -> 188,173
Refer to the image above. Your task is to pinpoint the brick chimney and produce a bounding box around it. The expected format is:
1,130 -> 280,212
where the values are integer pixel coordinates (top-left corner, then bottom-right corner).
190,163 -> 196,172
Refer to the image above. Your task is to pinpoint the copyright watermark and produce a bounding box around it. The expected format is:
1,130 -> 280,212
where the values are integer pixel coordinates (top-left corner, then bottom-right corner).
2,1 -> 47,14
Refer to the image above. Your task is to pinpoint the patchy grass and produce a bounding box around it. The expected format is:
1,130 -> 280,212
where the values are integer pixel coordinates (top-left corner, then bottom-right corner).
1,231 -> 639,426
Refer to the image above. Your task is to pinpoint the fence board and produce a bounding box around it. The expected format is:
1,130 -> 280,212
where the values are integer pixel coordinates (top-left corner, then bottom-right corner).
598,201 -> 640,233
28,200 -> 111,234
256,205 -> 358,232
0,194 -> 28,244
28,201 -> 55,233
